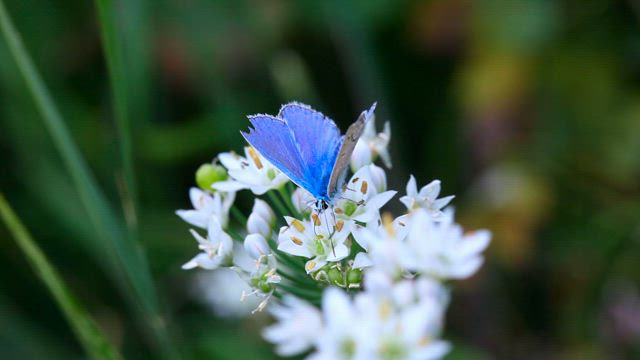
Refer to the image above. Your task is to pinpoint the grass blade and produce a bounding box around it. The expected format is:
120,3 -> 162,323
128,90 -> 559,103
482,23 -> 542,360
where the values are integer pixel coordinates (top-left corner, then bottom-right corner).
94,0 -> 138,229
0,194 -> 123,360
0,2 -> 176,357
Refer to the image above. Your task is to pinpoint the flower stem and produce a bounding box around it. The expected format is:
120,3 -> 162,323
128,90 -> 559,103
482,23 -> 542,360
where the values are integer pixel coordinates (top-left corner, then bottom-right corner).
267,190 -> 289,217
230,206 -> 247,228
278,186 -> 300,218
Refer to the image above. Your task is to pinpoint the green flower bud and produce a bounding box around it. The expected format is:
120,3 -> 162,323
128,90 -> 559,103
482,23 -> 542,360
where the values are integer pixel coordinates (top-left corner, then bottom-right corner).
196,163 -> 227,190
347,269 -> 362,287
328,267 -> 345,287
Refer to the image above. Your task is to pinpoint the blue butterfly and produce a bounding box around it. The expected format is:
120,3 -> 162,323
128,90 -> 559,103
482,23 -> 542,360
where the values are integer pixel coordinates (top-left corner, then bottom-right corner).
242,102 -> 376,209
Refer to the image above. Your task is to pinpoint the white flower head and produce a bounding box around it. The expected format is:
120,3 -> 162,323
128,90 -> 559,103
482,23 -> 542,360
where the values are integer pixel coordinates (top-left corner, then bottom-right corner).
333,164 -> 396,224
182,216 -> 233,270
399,176 -> 454,219
278,216 -> 352,273
404,209 -> 491,280
176,187 -> 235,229
247,198 -> 276,238
350,107 -> 392,171
213,147 -> 289,195
263,295 -> 323,356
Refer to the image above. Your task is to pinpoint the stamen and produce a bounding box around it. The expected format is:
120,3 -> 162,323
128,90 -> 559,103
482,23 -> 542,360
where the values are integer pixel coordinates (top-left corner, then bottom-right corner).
291,236 -> 303,245
247,147 -> 264,169
291,219 -> 306,232
311,213 -> 321,226
351,177 -> 360,183
379,300 -> 392,320
382,212 -> 395,237
360,180 -> 368,194
335,219 -> 344,232
305,261 -> 316,272
334,207 -> 344,214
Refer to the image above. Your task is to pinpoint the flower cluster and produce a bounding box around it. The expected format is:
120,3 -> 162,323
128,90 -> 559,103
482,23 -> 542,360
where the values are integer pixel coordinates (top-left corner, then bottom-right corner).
176,110 -> 491,359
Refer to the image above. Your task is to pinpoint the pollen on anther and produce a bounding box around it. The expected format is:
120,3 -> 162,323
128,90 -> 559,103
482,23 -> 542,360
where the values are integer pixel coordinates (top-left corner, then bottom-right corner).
334,207 -> 344,214
291,219 -> 306,232
335,220 -> 344,232
311,213 -> 321,226
247,147 -> 264,169
291,236 -> 303,245
305,261 -> 316,272
360,181 -> 368,194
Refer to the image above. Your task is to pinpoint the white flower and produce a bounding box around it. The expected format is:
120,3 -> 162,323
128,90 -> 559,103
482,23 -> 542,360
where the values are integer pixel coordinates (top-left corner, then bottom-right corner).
403,209 -> 491,280
309,287 -> 372,360
333,164 -> 396,224
182,216 -> 233,270
234,238 -> 281,312
213,147 -> 289,195
399,176 -> 454,219
350,107 -> 392,171
247,199 -> 276,238
278,216 -> 352,273
176,187 -> 235,229
351,214 -> 411,276
263,295 -> 323,356
192,269 -> 260,319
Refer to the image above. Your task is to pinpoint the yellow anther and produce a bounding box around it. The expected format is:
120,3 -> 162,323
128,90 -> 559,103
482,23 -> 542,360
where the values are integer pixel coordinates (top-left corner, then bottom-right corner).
291,219 -> 306,232
379,300 -> 392,320
335,219 -> 344,232
247,147 -> 263,169
311,213 -> 321,226
305,261 -> 316,272
334,207 -> 344,214
291,236 -> 303,245
360,180 -> 368,194
382,212 -> 395,237
418,336 -> 431,347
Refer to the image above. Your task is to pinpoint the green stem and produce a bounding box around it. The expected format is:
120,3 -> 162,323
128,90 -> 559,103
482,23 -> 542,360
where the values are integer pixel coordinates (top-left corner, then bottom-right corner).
230,206 -> 247,228
267,190 -> 290,217
278,186 -> 300,218
0,194 -> 123,360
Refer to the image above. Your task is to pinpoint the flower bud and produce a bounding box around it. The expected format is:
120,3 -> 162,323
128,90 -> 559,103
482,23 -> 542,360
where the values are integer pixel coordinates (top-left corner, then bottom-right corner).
244,233 -> 270,260
328,267 -> 345,287
196,163 -> 228,190
291,188 -> 314,215
350,140 -> 372,172
247,199 -> 275,238
368,164 -> 387,193
347,269 -> 363,289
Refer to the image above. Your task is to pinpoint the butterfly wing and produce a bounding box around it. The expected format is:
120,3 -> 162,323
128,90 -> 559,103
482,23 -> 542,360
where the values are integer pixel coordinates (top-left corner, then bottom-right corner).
241,115 -> 316,193
327,103 -> 377,197
278,102 -> 343,199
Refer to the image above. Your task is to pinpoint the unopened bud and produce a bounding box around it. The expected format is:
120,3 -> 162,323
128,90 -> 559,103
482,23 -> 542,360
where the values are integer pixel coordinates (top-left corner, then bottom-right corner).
196,163 -> 227,190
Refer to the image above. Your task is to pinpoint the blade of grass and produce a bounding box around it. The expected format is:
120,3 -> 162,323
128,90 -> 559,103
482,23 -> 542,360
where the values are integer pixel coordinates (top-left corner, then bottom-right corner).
93,0 -> 138,229
0,2 -> 175,357
0,194 -> 123,360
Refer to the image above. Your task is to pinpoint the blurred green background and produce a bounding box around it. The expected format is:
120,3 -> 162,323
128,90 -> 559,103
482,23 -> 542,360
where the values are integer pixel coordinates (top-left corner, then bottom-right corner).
1,0 -> 639,359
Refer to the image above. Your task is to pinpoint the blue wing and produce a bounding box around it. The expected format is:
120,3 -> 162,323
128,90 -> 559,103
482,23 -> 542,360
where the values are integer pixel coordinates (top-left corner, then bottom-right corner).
241,115 -> 317,194
278,102 -> 343,199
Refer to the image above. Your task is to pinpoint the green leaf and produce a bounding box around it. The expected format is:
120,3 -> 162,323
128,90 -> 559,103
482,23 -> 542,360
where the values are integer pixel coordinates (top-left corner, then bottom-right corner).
0,194 -> 123,360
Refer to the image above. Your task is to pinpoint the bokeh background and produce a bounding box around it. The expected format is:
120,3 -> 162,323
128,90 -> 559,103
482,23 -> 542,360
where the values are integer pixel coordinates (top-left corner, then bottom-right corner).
1,0 -> 640,359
